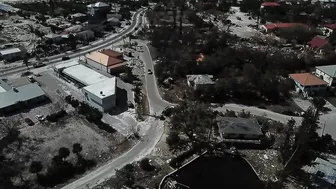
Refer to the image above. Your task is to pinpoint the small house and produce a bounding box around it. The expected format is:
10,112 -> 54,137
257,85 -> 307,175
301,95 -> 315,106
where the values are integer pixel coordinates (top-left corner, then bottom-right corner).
0,47 -> 27,62
186,74 -> 214,90
85,49 -> 126,74
307,36 -> 332,53
289,73 -> 328,97
217,117 -> 263,144
315,65 -> 336,86
322,24 -> 336,36
303,155 -> 336,189
75,30 -> 95,41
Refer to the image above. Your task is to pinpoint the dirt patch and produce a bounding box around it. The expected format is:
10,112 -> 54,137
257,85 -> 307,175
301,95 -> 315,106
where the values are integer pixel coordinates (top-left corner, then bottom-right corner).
240,149 -> 282,182
159,79 -> 189,104
2,114 -> 130,188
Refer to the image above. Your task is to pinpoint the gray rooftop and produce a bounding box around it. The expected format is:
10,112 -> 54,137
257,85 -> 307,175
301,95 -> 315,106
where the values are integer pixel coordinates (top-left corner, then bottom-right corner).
186,74 -> 215,85
0,79 -> 11,93
0,47 -> 23,56
0,83 -> 45,109
316,65 -> 336,78
217,117 -> 263,136
303,155 -> 336,186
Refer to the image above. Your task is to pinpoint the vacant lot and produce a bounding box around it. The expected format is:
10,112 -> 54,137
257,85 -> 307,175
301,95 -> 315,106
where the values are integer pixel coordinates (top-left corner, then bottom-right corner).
0,73 -> 131,188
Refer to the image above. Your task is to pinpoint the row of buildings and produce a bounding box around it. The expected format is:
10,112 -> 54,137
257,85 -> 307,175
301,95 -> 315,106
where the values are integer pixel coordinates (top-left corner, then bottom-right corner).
186,64 -> 336,98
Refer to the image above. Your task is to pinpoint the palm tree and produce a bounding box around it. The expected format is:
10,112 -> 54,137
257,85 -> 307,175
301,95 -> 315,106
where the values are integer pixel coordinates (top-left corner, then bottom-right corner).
72,143 -> 82,155
29,161 -> 43,176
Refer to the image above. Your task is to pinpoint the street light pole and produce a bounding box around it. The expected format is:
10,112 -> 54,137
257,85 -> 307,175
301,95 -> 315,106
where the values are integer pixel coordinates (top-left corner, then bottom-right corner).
321,120 -> 326,136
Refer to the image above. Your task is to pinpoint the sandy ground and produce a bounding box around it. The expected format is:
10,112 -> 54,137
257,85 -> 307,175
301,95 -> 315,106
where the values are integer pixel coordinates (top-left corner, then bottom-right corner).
227,7 -> 261,38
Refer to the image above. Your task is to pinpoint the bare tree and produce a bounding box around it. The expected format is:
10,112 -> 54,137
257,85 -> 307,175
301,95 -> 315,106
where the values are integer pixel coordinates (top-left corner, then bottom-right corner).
0,117 -> 20,135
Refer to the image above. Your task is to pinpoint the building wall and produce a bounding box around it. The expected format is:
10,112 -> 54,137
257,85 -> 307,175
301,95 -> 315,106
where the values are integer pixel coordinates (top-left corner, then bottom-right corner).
292,80 -> 327,97
83,88 -> 104,112
323,27 -> 334,36
223,133 -> 261,140
316,68 -> 335,86
2,51 -> 26,62
82,88 -> 116,112
76,31 -> 94,41
102,94 -> 116,111
85,58 -> 108,73
0,95 -> 45,115
108,64 -> 127,74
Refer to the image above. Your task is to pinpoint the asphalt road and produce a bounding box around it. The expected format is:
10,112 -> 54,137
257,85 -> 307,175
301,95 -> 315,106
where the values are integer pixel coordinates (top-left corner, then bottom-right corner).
61,25 -> 173,189
1,8 -> 145,77
141,42 -> 174,113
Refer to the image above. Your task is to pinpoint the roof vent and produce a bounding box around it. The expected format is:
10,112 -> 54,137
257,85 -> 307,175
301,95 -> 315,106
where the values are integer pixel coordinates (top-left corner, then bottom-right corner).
12,87 -> 18,93
100,91 -> 104,96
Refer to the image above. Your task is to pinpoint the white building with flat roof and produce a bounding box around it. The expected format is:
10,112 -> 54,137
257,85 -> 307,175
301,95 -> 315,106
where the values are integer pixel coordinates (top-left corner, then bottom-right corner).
55,61 -> 117,111
62,64 -> 109,86
0,47 -> 27,62
82,77 -> 116,112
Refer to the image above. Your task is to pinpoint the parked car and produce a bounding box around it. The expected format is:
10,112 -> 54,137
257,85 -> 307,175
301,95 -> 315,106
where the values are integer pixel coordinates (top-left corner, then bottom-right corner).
27,76 -> 36,83
33,62 -> 46,68
24,118 -> 34,126
147,69 -> 153,75
35,115 -> 45,121
62,56 -> 70,61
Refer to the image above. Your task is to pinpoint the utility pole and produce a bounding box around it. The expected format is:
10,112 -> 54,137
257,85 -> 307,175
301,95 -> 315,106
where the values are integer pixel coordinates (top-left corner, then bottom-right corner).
321,121 -> 327,136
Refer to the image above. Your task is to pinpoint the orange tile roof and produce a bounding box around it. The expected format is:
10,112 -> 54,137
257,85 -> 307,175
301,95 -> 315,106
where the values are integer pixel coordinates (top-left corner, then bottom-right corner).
289,73 -> 327,86
86,50 -> 123,67
100,49 -> 123,58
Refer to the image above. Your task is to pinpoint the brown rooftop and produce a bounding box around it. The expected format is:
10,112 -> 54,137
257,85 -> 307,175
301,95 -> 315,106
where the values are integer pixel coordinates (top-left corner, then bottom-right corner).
100,49 -> 123,58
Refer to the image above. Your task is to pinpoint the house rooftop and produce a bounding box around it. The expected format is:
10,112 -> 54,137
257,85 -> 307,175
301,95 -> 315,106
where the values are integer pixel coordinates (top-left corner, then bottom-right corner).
308,36 -> 329,49
261,2 -> 280,6
86,50 -> 123,67
217,117 -> 263,136
70,13 -> 86,18
263,23 -> 304,30
316,65 -> 336,78
83,77 -> 116,99
0,79 -> 11,93
325,24 -> 336,30
45,33 -> 61,39
0,47 -> 23,56
87,2 -> 109,8
0,83 -> 45,109
303,155 -> 336,186
289,73 -> 328,86
62,64 -> 109,86
100,49 -> 123,58
186,74 -> 214,85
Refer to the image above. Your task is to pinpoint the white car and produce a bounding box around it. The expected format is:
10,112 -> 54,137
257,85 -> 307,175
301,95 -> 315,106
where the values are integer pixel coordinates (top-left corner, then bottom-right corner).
27,76 -> 36,83
35,115 -> 45,121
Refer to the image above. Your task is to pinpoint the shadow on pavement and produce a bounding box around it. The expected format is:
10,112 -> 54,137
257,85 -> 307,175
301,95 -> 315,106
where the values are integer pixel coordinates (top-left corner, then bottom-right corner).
108,87 -> 129,115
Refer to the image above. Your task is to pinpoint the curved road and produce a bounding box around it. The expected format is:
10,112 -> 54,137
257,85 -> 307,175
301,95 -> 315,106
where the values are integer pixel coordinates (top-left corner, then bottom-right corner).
1,8 -> 146,77
61,34 -> 173,189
